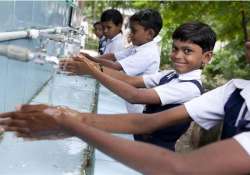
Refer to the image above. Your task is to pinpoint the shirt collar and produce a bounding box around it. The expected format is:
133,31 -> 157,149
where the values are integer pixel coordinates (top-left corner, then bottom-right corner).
232,79 -> 250,109
177,69 -> 202,81
100,36 -> 106,41
110,33 -> 122,42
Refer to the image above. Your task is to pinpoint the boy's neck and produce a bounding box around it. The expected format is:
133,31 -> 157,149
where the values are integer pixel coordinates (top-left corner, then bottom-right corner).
110,32 -> 121,40
135,39 -> 154,47
175,68 -> 201,75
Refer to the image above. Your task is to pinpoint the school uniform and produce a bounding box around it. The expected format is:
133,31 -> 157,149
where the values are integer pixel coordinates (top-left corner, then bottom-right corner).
134,69 -> 203,150
98,36 -> 107,55
115,40 -> 160,76
114,40 -> 161,113
104,33 -> 125,54
185,79 -> 250,155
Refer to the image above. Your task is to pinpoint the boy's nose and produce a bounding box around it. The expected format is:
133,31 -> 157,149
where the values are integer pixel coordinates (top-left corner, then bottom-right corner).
103,28 -> 108,34
173,51 -> 183,59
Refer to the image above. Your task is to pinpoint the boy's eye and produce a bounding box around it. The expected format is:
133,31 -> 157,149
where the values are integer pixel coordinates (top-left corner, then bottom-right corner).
172,47 -> 177,52
183,48 -> 192,54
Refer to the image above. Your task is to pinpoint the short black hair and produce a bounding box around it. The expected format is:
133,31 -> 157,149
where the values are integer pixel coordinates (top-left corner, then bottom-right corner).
101,9 -> 123,26
129,9 -> 162,37
172,22 -> 217,52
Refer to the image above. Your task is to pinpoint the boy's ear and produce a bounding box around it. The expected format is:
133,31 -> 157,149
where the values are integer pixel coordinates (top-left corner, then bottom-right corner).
147,29 -> 155,40
202,51 -> 213,65
118,23 -> 122,29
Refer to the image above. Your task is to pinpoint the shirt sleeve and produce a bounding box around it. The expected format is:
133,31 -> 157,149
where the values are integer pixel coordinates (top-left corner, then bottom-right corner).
118,51 -> 156,76
234,132 -> 250,156
114,48 -> 132,61
154,81 -> 202,106
142,71 -> 171,88
184,84 -> 228,130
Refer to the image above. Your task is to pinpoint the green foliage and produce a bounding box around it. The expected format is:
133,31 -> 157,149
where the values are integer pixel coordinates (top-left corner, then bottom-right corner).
85,37 -> 98,51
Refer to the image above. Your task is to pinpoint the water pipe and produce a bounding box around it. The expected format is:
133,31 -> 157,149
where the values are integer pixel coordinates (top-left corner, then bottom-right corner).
0,44 -> 59,64
0,27 -> 70,42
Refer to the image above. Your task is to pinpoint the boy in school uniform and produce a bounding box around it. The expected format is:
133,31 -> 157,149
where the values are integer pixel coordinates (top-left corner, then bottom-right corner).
79,9 -> 162,74
59,21 -> 216,150
93,21 -> 107,55
1,42 -> 250,175
66,9 -> 163,114
99,9 -> 125,54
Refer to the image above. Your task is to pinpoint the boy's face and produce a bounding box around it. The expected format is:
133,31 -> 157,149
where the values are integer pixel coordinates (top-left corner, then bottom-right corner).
129,22 -> 154,46
102,21 -> 121,39
94,24 -> 103,39
170,40 -> 212,74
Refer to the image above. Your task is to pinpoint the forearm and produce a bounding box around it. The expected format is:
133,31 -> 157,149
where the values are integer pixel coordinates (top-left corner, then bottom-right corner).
179,139 -> 250,175
81,106 -> 189,134
61,117 -> 181,175
81,112 -> 160,134
66,117 -> 250,175
97,59 -> 122,70
102,67 -> 145,88
91,69 -> 144,103
96,53 -> 116,61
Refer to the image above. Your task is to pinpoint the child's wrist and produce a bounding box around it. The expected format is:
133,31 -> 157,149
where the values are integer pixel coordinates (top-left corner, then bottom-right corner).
98,63 -> 104,72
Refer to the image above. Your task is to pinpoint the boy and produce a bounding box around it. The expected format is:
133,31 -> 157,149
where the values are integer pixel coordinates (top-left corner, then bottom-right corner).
66,9 -> 163,114
78,9 -> 162,74
93,21 -> 106,55
0,41 -> 249,174
100,9 -> 125,54
60,22 -> 215,150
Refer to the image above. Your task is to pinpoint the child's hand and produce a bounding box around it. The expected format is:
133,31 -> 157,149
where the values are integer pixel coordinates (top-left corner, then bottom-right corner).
79,52 -> 90,59
59,58 -> 99,75
0,104 -> 83,139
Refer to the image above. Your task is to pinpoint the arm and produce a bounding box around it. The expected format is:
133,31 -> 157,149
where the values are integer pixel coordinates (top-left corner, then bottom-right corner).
80,52 -> 116,61
91,65 -> 161,104
80,52 -> 123,70
0,104 -> 190,135
59,115 -> 250,175
95,58 -> 123,71
61,57 -> 146,88
60,58 -> 160,104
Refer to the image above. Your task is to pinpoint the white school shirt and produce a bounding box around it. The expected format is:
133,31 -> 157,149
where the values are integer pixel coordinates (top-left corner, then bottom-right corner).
104,33 -> 125,54
143,69 -> 202,106
114,41 -> 160,113
185,79 -> 250,155
116,40 -> 160,76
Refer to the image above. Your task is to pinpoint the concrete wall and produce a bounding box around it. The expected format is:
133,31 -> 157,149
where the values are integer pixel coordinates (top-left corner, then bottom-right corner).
0,1 -> 71,112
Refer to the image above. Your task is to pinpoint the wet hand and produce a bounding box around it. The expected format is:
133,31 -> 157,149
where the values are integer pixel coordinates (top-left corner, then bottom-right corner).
0,104 -> 81,139
59,57 -> 99,75
79,52 -> 90,59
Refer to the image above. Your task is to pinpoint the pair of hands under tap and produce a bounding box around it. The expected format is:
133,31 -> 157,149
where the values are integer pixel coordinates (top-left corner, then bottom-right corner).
59,53 -> 100,76
0,104 -> 87,140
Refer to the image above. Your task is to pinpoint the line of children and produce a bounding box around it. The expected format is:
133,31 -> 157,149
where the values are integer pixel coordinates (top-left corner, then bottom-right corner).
80,9 -> 162,75
60,21 -> 216,151
0,41 -> 249,174
66,9 -> 163,114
